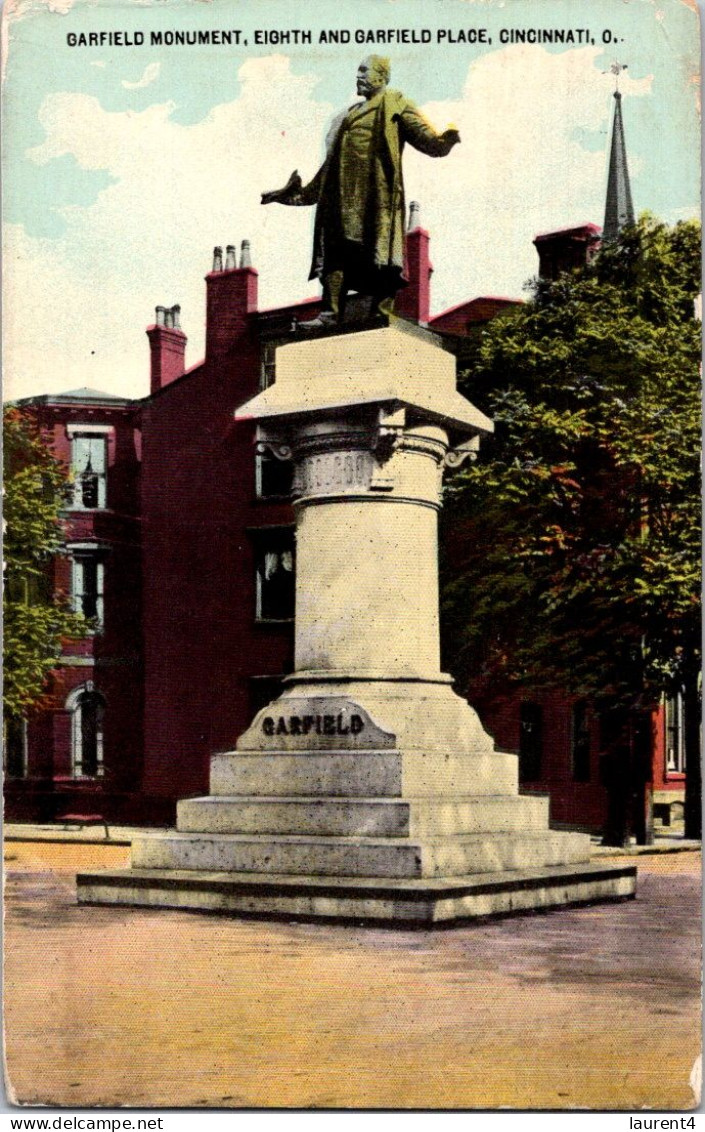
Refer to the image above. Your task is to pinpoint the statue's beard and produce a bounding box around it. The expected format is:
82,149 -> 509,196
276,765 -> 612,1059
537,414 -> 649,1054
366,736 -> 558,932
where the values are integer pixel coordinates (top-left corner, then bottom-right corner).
357,78 -> 384,97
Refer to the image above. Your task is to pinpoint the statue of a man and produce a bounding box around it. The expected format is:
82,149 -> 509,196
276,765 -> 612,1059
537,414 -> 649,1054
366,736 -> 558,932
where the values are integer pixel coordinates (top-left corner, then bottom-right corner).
261,55 -> 460,329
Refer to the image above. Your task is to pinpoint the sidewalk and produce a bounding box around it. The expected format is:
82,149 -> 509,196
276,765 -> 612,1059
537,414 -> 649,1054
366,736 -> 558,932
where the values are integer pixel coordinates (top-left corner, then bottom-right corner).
591,833 -> 701,855
3,821 -> 159,846
4,820 -> 700,855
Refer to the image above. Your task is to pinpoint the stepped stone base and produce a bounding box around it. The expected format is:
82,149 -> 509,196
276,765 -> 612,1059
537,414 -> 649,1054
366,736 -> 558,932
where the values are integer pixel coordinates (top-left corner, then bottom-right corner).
76,862 -> 637,925
177,793 -> 551,837
77,687 -> 637,925
75,331 -> 641,928
129,826 -> 591,878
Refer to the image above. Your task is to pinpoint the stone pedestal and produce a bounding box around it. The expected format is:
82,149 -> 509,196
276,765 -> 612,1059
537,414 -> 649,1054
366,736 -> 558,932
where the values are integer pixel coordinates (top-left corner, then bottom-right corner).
78,323 -> 636,923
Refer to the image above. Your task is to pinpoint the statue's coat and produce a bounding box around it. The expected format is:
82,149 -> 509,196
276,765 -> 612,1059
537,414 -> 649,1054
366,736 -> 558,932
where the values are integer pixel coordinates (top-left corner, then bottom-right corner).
291,90 -> 457,285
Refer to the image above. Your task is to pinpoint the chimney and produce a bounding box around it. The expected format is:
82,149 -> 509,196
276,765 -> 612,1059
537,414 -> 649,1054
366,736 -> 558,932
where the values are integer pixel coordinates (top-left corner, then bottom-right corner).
533,224 -> 602,281
146,304 -> 187,394
395,201 -> 432,324
205,238 -> 259,360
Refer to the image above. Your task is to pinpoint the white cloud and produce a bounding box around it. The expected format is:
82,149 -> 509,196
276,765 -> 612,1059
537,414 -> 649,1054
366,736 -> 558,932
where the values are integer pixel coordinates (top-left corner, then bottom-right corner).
122,62 -> 161,90
4,0 -> 88,18
404,44 -> 651,313
45,0 -> 78,13
7,55 -> 331,400
4,48 -> 651,401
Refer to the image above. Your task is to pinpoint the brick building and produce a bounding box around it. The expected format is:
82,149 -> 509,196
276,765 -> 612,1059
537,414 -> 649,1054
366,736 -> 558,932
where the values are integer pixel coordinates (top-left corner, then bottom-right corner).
4,212 -> 686,835
3,97 -> 688,835
4,388 -> 144,820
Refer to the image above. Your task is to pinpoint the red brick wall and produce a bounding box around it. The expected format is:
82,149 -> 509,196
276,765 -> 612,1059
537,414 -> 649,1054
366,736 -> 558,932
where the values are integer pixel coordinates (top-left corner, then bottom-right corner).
140,308 -> 293,803
476,691 -> 609,832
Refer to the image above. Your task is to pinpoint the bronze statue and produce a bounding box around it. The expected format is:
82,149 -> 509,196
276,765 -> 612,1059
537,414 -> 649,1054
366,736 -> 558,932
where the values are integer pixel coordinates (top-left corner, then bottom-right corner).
261,55 -> 460,328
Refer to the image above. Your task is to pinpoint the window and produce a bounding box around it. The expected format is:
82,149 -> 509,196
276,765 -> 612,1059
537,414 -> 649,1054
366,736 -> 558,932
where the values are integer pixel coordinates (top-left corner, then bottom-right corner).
571,700 -> 591,782
4,718 -> 27,778
256,450 -> 293,499
69,687 -> 105,778
254,531 -> 295,621
260,342 -> 277,390
519,702 -> 543,783
665,692 -> 686,774
70,432 -> 108,509
69,547 -> 105,628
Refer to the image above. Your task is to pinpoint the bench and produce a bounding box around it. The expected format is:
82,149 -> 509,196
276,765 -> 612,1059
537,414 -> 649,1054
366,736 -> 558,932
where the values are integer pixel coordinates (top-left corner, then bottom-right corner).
55,812 -> 110,839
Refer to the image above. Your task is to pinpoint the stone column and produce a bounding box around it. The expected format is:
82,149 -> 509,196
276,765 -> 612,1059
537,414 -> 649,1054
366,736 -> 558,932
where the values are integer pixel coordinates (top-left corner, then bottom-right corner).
237,324 -> 490,757
288,417 -> 447,681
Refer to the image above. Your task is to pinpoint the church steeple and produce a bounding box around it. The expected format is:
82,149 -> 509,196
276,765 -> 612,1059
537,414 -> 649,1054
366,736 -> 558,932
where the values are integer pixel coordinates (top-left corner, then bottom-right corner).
603,84 -> 635,240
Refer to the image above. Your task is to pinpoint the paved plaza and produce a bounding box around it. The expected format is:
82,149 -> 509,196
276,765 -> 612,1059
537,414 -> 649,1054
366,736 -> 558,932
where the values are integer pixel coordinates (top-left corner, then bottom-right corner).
3,839 -> 701,1110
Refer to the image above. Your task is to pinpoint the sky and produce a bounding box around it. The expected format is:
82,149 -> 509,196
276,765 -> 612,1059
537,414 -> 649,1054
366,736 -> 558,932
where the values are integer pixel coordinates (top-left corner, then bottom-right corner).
2,0 -> 700,401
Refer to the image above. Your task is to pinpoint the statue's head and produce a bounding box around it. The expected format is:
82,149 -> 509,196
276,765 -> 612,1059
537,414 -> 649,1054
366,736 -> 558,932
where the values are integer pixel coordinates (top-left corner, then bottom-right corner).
356,55 -> 390,98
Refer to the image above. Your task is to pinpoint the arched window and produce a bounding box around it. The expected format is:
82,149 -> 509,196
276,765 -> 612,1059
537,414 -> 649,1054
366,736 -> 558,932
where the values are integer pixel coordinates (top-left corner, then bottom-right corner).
67,685 -> 105,778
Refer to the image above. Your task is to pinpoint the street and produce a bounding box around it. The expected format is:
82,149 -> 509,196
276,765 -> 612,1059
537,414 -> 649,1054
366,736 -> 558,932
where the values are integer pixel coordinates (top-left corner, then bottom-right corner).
4,840 -> 701,1110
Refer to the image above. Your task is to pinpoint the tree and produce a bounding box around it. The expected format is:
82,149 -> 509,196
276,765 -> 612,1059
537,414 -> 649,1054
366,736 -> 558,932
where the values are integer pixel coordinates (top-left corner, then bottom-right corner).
442,215 -> 701,842
4,407 -> 86,722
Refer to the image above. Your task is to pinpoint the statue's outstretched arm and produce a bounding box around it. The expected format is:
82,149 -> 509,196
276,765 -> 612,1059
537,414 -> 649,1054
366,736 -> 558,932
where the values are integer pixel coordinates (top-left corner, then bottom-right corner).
261,165 -> 324,206
398,104 -> 461,157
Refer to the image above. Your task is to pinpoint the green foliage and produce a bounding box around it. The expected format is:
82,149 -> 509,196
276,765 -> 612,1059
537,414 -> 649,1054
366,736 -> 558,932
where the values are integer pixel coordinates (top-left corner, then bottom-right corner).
442,215 -> 701,709
3,407 -> 86,718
